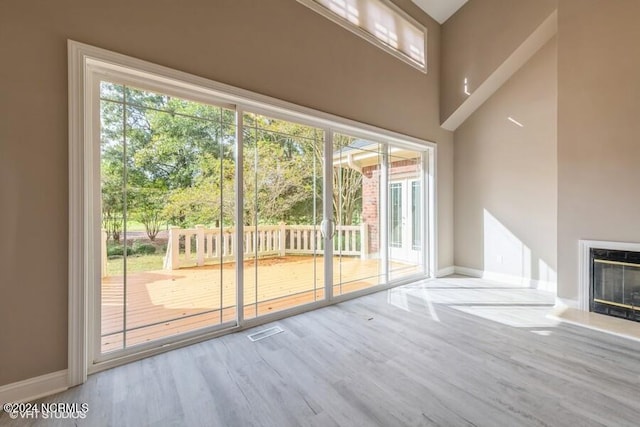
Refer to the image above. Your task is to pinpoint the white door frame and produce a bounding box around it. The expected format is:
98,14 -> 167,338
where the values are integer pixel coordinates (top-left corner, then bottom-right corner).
68,40 -> 438,386
389,178 -> 422,262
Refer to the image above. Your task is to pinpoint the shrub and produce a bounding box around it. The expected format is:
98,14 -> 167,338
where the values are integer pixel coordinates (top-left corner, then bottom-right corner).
107,242 -> 157,258
134,243 -> 156,255
107,245 -> 133,258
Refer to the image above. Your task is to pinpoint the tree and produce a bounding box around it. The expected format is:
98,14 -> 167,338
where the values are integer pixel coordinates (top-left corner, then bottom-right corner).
242,116 -> 364,226
333,166 -> 362,226
100,83 -> 235,236
332,134 -> 363,226
162,155 -> 235,227
242,139 -> 312,225
99,83 -> 364,236
130,187 -> 165,240
100,94 -> 125,242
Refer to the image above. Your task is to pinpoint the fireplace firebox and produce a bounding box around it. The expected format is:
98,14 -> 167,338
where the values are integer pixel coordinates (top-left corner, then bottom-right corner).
591,248 -> 640,322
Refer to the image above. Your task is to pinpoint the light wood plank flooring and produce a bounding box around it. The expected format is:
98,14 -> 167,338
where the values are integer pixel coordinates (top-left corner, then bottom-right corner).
4,275 -> 640,426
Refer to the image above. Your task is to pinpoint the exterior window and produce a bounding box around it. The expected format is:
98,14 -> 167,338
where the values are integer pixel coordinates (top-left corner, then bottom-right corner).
412,180 -> 421,250
390,183 -> 403,248
298,0 -> 426,71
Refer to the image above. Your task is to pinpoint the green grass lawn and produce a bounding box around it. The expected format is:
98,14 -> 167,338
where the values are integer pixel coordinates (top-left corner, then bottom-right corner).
107,253 -> 165,275
126,220 -> 154,232
106,236 -> 167,275
106,220 -> 168,233
126,220 -> 145,232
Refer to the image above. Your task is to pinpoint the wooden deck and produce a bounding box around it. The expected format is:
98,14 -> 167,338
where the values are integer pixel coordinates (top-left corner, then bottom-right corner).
101,256 -> 419,352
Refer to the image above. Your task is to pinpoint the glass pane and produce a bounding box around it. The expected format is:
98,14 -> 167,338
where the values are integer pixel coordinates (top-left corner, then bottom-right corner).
594,261 -> 640,307
389,183 -> 402,248
333,134 -> 382,296
623,265 -> 640,307
312,0 -> 425,67
100,81 -> 124,102
412,181 -> 421,250
100,97 -> 125,353
100,82 -> 236,354
242,113 -> 324,320
123,86 -> 168,110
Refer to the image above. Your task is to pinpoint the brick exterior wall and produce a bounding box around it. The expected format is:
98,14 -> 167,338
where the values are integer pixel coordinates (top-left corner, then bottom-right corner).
360,159 -> 419,256
361,164 -> 380,255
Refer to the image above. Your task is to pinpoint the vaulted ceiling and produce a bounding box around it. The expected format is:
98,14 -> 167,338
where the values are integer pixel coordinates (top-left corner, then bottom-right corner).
411,0 -> 468,24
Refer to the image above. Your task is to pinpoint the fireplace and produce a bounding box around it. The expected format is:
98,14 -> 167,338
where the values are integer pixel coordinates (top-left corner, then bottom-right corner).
590,248 -> 640,321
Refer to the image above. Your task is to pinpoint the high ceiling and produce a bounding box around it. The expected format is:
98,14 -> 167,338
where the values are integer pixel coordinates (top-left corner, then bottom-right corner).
411,0 -> 468,24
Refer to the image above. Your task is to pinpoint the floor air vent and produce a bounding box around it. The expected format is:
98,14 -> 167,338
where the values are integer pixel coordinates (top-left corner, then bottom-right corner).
247,326 -> 284,342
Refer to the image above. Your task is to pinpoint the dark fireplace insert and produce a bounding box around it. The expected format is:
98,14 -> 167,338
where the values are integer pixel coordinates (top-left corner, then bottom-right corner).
591,248 -> 640,322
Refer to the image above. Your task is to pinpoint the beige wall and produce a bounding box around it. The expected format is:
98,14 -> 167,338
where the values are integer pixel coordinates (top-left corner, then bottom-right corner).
440,0 -> 557,123
0,0 -> 453,385
557,0 -> 640,300
437,132 -> 454,272
454,39 -> 557,283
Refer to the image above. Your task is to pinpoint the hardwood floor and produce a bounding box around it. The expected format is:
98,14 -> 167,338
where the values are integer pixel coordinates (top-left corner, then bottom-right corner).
4,276 -> 640,426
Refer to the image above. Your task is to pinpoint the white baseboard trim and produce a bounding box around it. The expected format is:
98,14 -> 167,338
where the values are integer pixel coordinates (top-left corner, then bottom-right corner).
555,296 -> 580,310
453,266 -> 483,278
436,266 -> 455,277
0,370 -> 68,405
452,266 -> 558,293
530,279 -> 558,293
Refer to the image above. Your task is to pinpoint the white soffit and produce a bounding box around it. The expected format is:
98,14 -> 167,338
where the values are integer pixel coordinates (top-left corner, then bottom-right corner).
411,0 -> 468,24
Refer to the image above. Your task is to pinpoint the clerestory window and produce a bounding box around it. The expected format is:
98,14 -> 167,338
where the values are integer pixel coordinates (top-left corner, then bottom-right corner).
298,0 -> 426,71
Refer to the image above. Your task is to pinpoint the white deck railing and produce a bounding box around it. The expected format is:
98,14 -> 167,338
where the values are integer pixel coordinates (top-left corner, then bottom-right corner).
162,222 -> 368,270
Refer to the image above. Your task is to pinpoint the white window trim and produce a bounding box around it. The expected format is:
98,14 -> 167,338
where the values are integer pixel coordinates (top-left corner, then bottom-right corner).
296,0 -> 427,72
68,39 -> 437,385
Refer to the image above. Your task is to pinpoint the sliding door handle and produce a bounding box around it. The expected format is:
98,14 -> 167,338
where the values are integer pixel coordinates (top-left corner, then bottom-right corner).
321,219 -> 336,239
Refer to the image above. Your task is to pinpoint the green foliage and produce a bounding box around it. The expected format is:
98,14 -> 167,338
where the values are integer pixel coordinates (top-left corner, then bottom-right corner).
242,139 -> 314,225
107,242 -> 157,259
130,187 -> 165,240
99,83 -> 362,233
132,242 -> 157,255
162,154 -> 235,227
107,245 -> 133,258
332,134 -> 363,226
106,253 -> 165,275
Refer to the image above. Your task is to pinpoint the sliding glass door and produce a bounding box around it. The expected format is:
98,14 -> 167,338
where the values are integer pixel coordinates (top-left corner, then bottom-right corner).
93,76 -> 430,364
332,134 -> 384,296
98,82 -> 236,354
330,138 -> 427,293
242,112 -> 325,319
